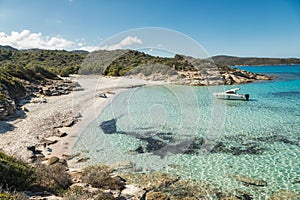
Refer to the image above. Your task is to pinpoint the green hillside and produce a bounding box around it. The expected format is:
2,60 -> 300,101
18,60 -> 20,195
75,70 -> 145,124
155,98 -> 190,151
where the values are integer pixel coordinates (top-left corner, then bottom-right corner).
0,48 -> 86,77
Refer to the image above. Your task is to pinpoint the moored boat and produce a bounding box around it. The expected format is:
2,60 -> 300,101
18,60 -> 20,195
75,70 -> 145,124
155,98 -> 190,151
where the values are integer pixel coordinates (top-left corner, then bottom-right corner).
213,88 -> 249,101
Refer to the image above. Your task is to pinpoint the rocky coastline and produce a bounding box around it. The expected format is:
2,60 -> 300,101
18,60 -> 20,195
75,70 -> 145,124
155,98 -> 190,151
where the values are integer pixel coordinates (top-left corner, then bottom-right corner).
1,75 -> 297,200
174,67 -> 273,86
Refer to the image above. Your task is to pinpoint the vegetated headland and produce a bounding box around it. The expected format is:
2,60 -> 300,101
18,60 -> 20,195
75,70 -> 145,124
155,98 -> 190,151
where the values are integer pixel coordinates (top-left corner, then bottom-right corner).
1,45 -> 300,199
2,45 -> 300,120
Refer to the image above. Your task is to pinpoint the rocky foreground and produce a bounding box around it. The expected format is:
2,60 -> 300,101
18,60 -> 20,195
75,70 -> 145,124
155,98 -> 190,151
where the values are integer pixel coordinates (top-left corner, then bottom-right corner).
2,149 -> 299,200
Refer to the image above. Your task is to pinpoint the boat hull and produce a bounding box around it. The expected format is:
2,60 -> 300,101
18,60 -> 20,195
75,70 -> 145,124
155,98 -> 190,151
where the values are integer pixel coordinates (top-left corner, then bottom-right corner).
213,93 -> 249,101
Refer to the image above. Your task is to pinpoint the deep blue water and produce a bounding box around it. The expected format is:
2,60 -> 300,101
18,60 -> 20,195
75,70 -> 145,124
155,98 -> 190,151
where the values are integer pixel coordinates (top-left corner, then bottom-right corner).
73,64 -> 300,199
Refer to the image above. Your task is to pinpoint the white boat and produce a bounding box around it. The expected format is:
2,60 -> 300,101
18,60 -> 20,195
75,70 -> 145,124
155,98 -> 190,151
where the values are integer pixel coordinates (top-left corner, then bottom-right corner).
213,88 -> 249,101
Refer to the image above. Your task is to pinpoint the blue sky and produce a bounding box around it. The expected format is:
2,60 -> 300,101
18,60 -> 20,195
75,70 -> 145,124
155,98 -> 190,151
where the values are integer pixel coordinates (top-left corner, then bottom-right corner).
0,0 -> 300,57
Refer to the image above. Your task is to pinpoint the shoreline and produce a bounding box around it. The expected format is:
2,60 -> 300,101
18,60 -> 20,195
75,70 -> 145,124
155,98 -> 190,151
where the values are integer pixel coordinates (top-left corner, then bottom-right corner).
0,75 -> 168,166
1,73 -> 299,199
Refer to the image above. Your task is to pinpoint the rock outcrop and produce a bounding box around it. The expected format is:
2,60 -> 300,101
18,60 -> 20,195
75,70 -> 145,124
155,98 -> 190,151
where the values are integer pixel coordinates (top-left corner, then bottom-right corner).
0,91 -> 15,119
172,61 -> 273,86
132,56 -> 273,86
39,79 -> 77,96
0,78 -> 78,120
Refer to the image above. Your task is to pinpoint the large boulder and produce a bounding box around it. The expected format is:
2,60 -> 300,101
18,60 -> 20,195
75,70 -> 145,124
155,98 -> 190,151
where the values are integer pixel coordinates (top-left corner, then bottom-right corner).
120,184 -> 146,200
120,172 -> 179,191
47,156 -> 60,166
159,179 -> 218,200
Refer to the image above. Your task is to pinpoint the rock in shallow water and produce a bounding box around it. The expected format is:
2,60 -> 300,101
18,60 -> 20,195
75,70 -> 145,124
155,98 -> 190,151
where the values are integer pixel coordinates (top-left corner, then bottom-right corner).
235,175 -> 267,187
100,118 -> 117,134
267,190 -> 300,200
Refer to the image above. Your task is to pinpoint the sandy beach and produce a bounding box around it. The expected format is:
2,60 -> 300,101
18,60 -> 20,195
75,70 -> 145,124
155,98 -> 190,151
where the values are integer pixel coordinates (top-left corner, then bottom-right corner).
0,75 -> 167,165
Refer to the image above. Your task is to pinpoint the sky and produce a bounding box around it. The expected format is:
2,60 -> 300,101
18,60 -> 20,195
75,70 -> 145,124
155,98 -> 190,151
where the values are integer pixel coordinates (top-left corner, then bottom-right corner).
0,0 -> 300,57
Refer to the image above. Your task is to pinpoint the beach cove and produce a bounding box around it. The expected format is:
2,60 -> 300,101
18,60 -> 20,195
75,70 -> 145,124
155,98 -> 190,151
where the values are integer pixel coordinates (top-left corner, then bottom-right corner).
0,65 -> 299,199
72,65 -> 300,199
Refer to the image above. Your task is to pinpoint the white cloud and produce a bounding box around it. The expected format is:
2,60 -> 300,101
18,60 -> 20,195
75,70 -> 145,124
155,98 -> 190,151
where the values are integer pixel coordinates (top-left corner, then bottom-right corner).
79,36 -> 143,51
0,30 -> 143,52
0,30 -> 75,50
106,36 -> 143,50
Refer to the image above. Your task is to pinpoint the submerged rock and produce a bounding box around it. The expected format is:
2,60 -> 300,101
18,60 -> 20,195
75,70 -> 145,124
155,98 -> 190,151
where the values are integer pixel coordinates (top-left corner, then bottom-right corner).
211,142 -> 265,155
235,175 -> 267,187
183,137 -> 205,154
268,190 -> 300,200
100,118 -> 117,134
254,135 -> 299,146
216,192 -> 241,200
141,137 -> 167,152
135,146 -> 144,153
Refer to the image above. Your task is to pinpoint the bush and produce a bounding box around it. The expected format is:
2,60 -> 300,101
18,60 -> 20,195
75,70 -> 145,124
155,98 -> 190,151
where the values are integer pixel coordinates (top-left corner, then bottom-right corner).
0,192 -> 17,200
0,191 -> 28,200
0,152 -> 35,191
63,186 -> 114,200
82,165 -> 125,190
63,186 -> 93,200
34,162 -> 72,194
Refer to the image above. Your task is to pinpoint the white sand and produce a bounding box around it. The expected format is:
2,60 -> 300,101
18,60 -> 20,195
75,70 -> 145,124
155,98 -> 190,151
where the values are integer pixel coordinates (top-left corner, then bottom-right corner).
0,75 -> 167,163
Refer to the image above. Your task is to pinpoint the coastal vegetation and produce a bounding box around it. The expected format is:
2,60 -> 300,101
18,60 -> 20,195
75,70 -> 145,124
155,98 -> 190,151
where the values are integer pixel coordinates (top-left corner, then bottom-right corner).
0,45 -> 276,120
212,55 -> 300,66
0,62 -> 76,120
1,45 -> 300,79
0,152 -> 116,199
0,47 -> 85,77
1,46 -> 300,199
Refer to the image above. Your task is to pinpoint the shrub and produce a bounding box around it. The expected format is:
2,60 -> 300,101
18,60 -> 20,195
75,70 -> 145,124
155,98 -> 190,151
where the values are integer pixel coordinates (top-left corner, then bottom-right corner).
0,192 -> 16,200
82,165 -> 125,190
0,152 -> 35,191
0,191 -> 28,200
34,162 -> 72,194
63,186 -> 93,200
63,186 -> 114,200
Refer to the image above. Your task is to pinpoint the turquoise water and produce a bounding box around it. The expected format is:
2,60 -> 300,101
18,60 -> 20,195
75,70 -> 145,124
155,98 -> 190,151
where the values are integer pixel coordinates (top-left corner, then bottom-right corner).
73,65 -> 300,199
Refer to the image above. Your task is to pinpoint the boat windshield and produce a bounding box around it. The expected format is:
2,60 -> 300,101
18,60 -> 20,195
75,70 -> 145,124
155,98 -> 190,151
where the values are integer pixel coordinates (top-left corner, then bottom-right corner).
226,91 -> 236,94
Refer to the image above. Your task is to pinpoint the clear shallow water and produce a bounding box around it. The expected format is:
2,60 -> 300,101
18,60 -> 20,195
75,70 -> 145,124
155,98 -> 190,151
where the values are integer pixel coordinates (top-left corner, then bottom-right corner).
73,65 -> 300,199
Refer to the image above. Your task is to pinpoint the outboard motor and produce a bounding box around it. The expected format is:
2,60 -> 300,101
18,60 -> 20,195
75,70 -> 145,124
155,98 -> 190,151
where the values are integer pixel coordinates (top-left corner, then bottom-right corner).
245,94 -> 250,101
